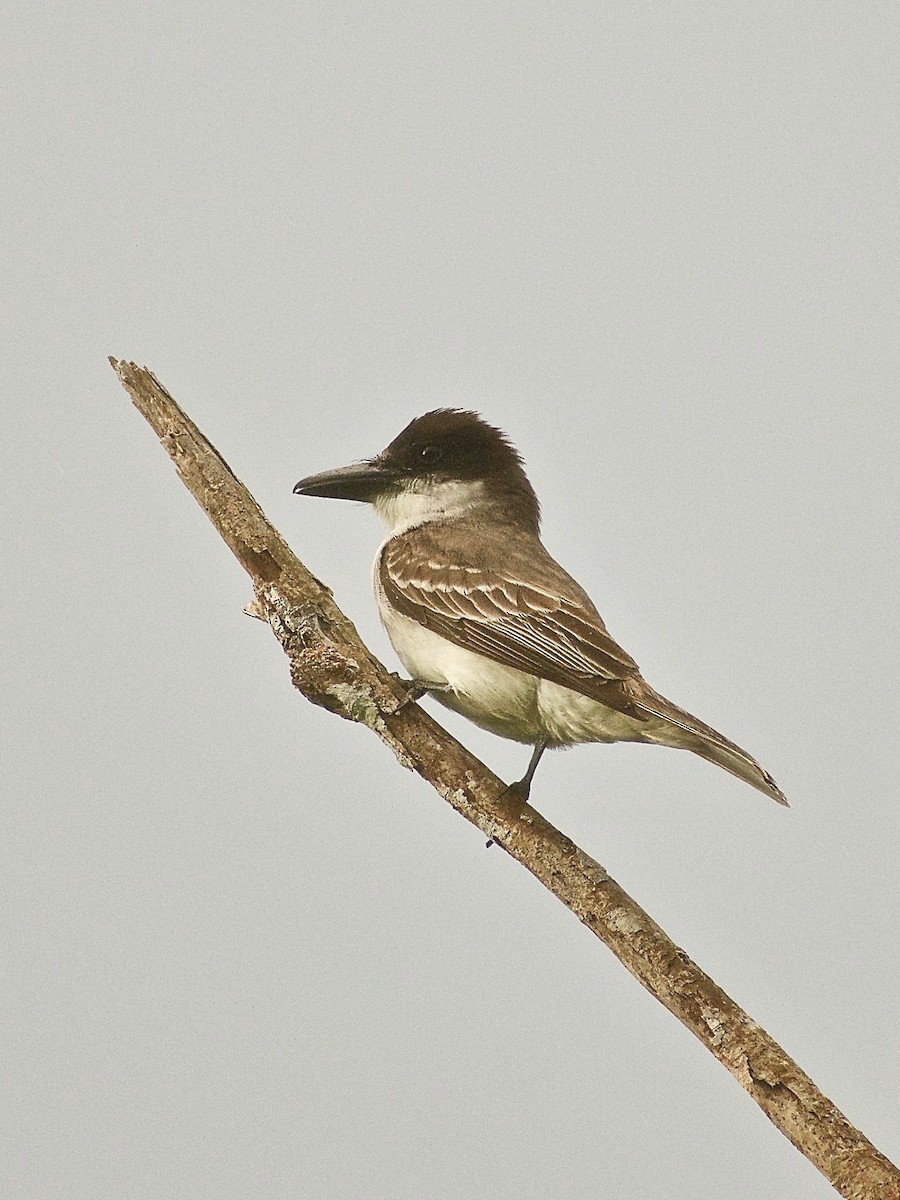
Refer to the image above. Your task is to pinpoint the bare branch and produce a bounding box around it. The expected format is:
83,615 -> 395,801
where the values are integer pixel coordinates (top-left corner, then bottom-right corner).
110,359 -> 899,1200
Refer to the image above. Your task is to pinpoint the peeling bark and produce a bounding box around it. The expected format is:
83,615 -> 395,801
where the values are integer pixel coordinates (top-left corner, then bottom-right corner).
110,359 -> 899,1200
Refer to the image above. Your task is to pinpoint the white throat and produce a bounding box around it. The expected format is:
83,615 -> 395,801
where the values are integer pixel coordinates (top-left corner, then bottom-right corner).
373,478 -> 485,535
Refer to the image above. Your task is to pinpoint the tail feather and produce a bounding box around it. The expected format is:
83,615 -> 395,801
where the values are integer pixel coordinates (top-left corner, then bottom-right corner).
635,690 -> 789,807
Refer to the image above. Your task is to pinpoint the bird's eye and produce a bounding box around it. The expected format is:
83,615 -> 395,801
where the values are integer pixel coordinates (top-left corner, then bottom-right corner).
419,444 -> 443,465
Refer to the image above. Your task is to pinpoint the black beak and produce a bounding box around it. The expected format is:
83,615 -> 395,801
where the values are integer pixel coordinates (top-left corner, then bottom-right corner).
292,459 -> 389,503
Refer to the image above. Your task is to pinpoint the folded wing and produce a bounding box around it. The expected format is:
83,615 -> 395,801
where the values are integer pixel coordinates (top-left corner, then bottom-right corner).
380,525 -> 645,718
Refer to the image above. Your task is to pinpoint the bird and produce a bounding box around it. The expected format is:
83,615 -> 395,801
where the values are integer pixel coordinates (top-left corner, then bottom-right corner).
293,409 -> 787,807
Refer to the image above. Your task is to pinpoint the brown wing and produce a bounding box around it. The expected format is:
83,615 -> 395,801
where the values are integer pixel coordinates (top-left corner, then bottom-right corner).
380,522 -> 647,715
381,523 -> 789,805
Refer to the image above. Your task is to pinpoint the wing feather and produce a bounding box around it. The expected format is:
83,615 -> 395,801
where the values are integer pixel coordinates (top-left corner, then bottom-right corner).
379,523 -> 788,804
380,525 -> 643,714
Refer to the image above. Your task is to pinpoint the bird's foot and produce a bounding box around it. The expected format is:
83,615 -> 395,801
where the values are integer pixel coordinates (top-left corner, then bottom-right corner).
391,674 -> 451,709
484,743 -> 548,847
503,742 -> 546,810
499,776 -> 533,806
485,777 -> 534,848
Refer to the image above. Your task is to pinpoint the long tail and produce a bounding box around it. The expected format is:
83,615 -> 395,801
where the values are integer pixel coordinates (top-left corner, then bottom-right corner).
635,688 -> 789,806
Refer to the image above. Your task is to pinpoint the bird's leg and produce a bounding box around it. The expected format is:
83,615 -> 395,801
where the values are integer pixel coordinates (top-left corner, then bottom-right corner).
485,741 -> 548,848
391,674 -> 452,708
508,739 -> 548,803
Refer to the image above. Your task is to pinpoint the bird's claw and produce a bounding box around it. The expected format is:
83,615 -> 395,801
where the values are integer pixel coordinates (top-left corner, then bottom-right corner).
485,778 -> 533,848
390,674 -> 451,709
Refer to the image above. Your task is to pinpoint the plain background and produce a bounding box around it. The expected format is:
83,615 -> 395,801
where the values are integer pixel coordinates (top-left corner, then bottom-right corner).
3,4 -> 898,1197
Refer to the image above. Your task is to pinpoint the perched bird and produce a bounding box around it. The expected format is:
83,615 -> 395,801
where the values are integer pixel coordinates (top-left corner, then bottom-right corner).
293,409 -> 787,806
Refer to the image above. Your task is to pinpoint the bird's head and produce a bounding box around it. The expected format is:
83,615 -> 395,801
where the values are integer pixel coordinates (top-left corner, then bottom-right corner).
293,409 -> 540,533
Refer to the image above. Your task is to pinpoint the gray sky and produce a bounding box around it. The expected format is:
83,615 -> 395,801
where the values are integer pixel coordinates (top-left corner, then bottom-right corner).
3,3 -> 898,1197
